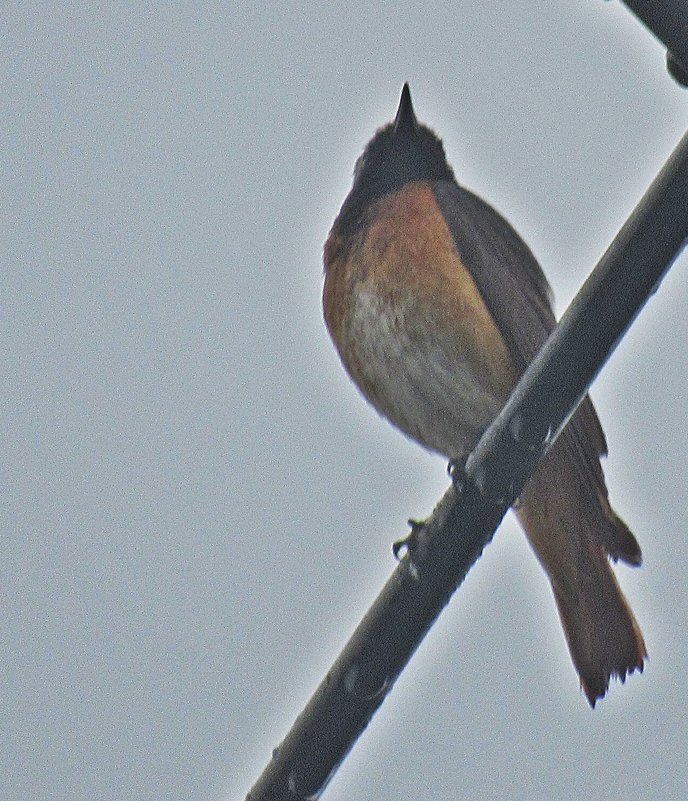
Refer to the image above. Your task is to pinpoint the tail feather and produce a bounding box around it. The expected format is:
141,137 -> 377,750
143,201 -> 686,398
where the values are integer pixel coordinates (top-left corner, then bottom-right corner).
551,544 -> 646,706
516,441 -> 646,706
605,509 -> 642,567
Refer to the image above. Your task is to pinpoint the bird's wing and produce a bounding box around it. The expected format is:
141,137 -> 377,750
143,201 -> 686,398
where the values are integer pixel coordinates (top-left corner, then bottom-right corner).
432,180 -> 639,564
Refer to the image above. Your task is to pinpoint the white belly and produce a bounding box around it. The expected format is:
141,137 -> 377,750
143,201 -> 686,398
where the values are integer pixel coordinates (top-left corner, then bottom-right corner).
344,287 -> 505,459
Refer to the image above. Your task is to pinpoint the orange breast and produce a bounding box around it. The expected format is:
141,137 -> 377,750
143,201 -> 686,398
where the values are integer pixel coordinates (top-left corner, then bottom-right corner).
323,181 -> 517,458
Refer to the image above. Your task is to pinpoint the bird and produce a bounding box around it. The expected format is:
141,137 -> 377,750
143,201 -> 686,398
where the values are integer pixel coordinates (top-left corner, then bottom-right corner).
322,83 -> 646,706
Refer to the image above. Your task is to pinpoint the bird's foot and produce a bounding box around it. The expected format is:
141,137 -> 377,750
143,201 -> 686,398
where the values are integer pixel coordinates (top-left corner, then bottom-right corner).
392,518 -> 425,560
447,457 -> 468,493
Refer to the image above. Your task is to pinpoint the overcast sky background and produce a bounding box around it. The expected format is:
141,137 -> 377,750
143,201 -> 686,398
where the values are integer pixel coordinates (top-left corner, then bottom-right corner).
4,3 -> 688,800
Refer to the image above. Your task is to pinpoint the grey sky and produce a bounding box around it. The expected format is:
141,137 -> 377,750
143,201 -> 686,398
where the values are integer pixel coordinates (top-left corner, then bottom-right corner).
4,3 -> 688,801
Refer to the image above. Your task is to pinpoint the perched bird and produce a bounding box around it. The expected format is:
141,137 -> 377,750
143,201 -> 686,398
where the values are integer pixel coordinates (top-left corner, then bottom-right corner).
323,84 -> 646,706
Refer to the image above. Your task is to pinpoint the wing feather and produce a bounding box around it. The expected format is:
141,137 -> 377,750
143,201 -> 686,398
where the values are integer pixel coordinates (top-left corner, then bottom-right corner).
432,180 -> 640,564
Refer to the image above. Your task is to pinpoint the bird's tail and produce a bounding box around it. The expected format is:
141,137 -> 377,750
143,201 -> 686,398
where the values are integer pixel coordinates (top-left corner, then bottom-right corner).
515,442 -> 647,706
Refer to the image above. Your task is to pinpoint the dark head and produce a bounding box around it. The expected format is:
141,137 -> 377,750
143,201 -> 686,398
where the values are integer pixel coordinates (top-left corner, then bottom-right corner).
337,84 -> 454,227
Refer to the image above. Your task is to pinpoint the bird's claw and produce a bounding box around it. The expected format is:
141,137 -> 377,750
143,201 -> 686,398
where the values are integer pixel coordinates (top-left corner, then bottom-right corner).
392,518 -> 425,560
447,457 -> 468,493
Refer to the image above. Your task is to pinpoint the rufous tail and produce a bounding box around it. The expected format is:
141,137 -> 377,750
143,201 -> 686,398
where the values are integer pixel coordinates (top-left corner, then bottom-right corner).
515,442 -> 647,706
